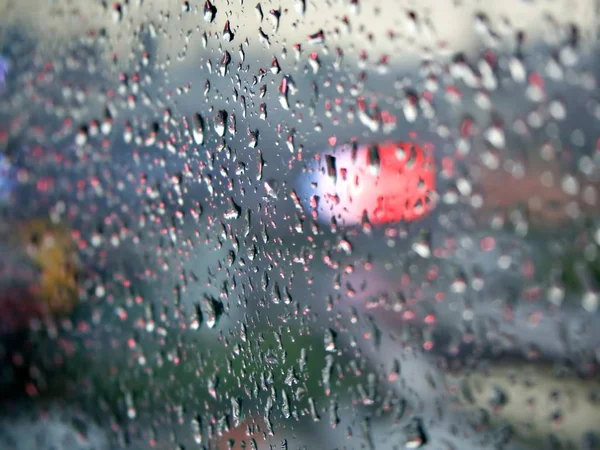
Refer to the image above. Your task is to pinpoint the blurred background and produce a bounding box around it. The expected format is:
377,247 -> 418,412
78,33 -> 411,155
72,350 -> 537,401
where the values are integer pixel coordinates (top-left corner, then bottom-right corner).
0,0 -> 599,449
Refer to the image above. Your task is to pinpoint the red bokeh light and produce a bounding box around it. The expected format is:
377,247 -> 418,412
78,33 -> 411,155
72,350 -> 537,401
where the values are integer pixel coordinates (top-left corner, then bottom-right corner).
314,141 -> 436,225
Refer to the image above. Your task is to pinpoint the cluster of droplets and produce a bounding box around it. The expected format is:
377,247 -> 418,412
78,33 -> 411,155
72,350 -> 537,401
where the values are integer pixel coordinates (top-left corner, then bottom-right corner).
0,1 -> 598,449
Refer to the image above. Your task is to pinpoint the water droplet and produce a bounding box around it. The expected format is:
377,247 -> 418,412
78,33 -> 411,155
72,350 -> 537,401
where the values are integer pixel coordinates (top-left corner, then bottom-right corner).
214,110 -> 227,137
219,51 -> 231,76
324,328 -> 337,352
270,57 -> 281,74
191,113 -> 205,145
404,418 -> 427,448
295,0 -> 306,16
308,30 -> 325,45
223,20 -> 234,42
255,3 -> 264,21
203,0 -> 217,22
325,155 -> 337,184
367,145 -> 380,175
200,295 -> 222,329
269,8 -> 281,32
412,229 -> 431,258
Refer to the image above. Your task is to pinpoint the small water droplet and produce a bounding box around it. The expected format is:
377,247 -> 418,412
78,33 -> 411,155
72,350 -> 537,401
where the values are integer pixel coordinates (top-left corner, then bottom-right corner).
203,0 -> 217,22
223,20 -> 234,42
191,113 -> 205,145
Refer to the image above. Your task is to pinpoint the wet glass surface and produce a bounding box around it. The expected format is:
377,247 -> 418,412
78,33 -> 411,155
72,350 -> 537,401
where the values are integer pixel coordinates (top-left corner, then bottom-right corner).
0,1 -> 599,449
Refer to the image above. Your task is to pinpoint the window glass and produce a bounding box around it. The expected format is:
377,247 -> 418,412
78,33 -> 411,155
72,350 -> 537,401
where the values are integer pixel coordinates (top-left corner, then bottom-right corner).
0,1 -> 599,449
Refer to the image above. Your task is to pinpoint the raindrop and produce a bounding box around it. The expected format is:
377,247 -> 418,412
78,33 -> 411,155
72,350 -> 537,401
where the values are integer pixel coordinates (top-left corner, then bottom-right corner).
224,198 -> 241,220
324,328 -> 337,352
200,295 -> 222,329
486,386 -> 509,414
191,417 -> 202,445
485,123 -> 505,148
214,110 -> 227,137
308,52 -> 321,74
270,57 -> 281,74
259,27 -> 271,47
412,229 -> 432,258
308,397 -> 320,421
219,51 -> 231,76
269,8 -> 281,32
325,155 -> 337,184
231,397 -> 242,428
255,3 -> 264,21
367,145 -> 381,175
191,113 -> 205,145
508,57 -> 526,83
308,30 -> 325,45
295,0 -> 306,16
404,418 -> 427,448
203,0 -> 217,22
112,2 -> 123,23
279,76 -> 291,110
259,103 -> 267,120
223,21 -> 234,42
248,129 -> 259,148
